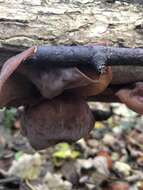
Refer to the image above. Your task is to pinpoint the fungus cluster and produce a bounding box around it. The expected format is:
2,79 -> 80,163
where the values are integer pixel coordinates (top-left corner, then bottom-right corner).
0,47 -> 113,150
0,46 -> 143,150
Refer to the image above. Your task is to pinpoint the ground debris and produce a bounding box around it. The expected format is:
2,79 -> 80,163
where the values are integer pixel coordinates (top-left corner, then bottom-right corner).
0,103 -> 142,190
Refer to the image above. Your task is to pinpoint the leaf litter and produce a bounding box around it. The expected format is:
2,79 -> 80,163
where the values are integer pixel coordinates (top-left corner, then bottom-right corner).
0,103 -> 142,190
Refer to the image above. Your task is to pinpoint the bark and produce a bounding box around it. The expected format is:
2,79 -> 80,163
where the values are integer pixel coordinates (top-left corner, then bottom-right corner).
0,0 -> 143,50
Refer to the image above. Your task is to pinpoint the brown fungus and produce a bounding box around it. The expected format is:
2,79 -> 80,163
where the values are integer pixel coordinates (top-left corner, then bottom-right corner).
0,74 -> 40,108
21,95 -> 95,150
0,47 -> 113,150
116,82 -> 143,114
0,46 -> 36,92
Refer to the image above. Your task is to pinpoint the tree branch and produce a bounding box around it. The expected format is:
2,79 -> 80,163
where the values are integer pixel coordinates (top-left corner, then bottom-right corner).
24,45 -> 143,73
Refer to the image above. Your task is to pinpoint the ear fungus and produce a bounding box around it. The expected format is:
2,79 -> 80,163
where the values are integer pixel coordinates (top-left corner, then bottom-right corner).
73,66 -> 112,97
21,95 -> 95,150
115,82 -> 143,114
0,47 -> 36,92
0,74 -> 39,108
0,47 -> 113,150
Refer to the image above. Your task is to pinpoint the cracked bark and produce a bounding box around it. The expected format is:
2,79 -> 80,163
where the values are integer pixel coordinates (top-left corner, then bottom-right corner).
1,0 -> 143,49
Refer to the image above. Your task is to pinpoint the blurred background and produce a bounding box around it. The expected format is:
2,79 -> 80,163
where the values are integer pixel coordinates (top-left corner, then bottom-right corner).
0,102 -> 142,190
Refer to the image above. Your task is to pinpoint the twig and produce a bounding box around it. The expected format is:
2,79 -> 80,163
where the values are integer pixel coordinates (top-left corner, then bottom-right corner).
24,45 -> 143,73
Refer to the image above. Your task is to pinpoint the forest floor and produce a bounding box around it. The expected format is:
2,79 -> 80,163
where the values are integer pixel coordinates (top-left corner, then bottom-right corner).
0,102 -> 142,190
